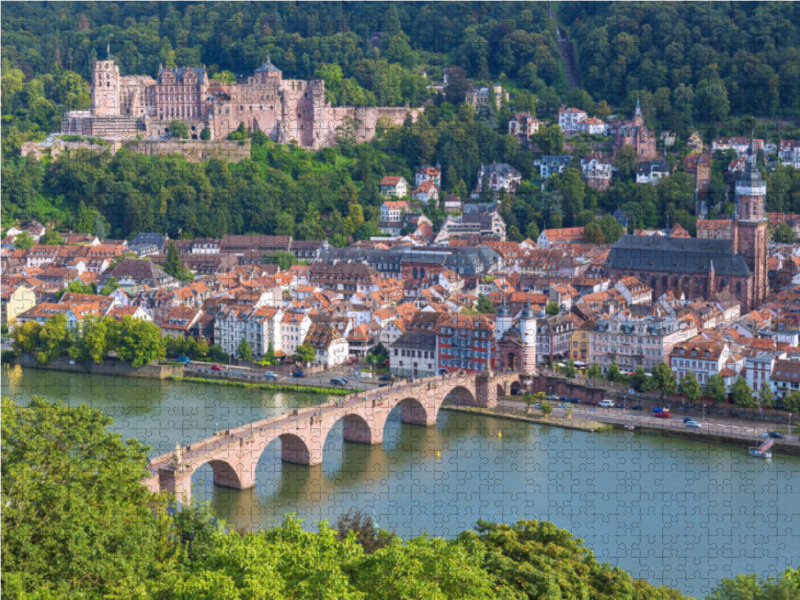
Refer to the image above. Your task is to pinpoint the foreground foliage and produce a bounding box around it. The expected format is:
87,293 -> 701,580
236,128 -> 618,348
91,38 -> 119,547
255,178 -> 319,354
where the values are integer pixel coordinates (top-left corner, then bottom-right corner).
2,397 -> 797,599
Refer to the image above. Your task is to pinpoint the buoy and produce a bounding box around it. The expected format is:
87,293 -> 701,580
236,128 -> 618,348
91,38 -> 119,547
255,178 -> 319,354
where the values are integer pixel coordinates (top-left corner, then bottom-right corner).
498,431 -> 502,438
436,450 -> 441,459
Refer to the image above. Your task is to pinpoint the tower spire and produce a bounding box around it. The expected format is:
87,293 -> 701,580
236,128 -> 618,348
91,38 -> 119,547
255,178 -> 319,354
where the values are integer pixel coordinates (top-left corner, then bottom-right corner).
107,43 -> 111,59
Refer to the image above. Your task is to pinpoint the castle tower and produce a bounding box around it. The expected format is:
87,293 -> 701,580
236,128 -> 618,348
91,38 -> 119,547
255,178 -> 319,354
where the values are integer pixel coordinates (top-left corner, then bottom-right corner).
520,298 -> 537,373
495,295 -> 512,341
733,138 -> 769,307
91,52 -> 120,117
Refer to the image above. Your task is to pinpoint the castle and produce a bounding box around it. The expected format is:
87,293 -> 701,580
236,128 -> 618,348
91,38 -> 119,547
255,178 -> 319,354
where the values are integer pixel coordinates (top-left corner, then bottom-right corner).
62,54 -> 418,149
605,139 -> 768,312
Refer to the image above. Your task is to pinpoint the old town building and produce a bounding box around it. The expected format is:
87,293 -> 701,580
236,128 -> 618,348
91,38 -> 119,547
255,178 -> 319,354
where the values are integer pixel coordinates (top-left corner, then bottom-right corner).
612,99 -> 657,159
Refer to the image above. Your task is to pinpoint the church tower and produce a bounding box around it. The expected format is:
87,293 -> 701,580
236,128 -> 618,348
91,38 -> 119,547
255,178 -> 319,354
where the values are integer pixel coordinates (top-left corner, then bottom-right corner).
520,299 -> 537,374
633,97 -> 643,126
495,296 -> 512,341
733,138 -> 768,307
91,47 -> 120,117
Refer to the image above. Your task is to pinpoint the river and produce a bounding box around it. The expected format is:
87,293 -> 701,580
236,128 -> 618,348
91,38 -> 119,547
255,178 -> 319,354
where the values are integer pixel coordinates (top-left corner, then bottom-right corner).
5,366 -> 799,597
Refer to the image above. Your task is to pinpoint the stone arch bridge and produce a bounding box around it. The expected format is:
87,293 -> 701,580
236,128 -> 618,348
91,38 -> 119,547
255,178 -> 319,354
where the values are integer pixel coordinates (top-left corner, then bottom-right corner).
143,371 -> 531,503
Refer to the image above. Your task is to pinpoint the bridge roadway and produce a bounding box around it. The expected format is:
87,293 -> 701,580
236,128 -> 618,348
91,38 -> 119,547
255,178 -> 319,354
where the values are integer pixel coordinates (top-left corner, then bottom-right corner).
143,371 -> 529,503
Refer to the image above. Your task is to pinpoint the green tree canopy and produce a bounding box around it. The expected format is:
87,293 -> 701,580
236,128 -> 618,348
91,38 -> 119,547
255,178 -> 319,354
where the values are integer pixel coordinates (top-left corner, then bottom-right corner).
237,337 -> 252,361
679,371 -> 702,402
169,120 -> 189,139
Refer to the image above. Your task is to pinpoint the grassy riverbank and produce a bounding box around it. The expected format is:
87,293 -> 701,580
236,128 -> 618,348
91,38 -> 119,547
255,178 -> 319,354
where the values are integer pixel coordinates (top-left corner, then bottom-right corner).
169,375 -> 356,396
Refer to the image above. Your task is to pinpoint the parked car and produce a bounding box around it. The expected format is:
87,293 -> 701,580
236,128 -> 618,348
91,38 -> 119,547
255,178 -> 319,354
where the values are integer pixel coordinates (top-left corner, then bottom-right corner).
571,397 -> 582,404
211,364 -> 222,371
347,358 -> 357,365
762,431 -> 786,440
378,375 -> 391,381
683,417 -> 694,423
685,420 -> 701,428
546,395 -> 560,401
598,399 -> 615,408
652,407 -> 666,413
293,371 -> 305,378
557,403 -> 570,409
630,405 -> 643,411
378,382 -> 389,387
264,372 -> 279,381
175,356 -> 191,364
584,399 -> 598,406
560,396 -> 571,403
331,378 -> 348,386
654,410 -> 671,419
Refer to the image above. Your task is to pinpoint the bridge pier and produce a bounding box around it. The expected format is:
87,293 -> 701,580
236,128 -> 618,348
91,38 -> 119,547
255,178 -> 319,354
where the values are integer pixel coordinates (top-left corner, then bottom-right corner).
159,465 -> 193,505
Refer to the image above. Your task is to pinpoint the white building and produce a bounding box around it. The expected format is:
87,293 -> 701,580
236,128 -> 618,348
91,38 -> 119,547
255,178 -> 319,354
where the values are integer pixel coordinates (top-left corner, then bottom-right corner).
215,305 -> 284,360
411,181 -> 439,205
557,107 -> 588,135
380,201 -> 410,223
414,166 -> 441,187
474,162 -> 521,195
778,140 -> 800,168
576,117 -> 606,135
280,311 -> 313,358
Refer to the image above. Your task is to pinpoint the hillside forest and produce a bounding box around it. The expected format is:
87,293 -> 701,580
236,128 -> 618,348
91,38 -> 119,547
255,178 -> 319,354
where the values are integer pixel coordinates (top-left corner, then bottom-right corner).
4,2 -> 800,243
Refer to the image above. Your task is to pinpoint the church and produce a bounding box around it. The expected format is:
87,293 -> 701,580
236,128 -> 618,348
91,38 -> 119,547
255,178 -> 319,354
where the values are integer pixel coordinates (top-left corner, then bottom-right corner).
605,140 -> 768,312
612,99 -> 658,160
62,53 -> 417,149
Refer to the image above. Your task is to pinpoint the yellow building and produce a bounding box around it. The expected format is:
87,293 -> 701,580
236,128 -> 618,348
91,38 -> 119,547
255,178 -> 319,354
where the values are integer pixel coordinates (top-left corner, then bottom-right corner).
688,131 -> 703,154
569,326 -> 591,364
1,285 -> 37,328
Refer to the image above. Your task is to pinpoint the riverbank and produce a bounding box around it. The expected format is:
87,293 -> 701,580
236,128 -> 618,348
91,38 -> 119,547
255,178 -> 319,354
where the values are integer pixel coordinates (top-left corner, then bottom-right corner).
169,375 -> 356,396
11,354 -> 175,379
447,401 -> 800,457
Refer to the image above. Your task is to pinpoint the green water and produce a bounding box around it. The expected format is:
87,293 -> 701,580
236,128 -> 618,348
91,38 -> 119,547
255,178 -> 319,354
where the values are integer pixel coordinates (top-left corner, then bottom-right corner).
5,366 -> 800,597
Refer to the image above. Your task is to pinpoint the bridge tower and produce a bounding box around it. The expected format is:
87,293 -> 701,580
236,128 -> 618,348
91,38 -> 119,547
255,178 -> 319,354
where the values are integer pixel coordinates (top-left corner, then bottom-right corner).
521,298 -> 537,373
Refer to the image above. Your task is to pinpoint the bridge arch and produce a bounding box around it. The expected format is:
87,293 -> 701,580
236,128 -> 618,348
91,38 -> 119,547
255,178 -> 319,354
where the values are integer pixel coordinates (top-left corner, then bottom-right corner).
396,397 -> 435,426
206,458 -> 250,490
342,412 -> 382,445
447,385 -> 477,407
273,432 -> 316,465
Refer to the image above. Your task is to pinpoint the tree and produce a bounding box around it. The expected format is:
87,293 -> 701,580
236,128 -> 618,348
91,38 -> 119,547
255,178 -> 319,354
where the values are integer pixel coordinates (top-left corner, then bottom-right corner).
444,66 -> 471,105
200,127 -> 211,141
705,373 -> 728,404
561,359 -> 577,380
732,376 -> 757,408
39,231 -> 64,245
1,396 -> 166,598
163,240 -> 193,281
652,362 -> 677,397
99,277 -> 120,296
295,342 -> 316,365
758,384 -> 775,409
607,360 -> 622,382
211,70 -> 236,85
679,370 -> 701,403
783,391 -> 800,413
531,124 -> 564,154
237,337 -> 252,361
34,313 -> 70,365
476,519 -> 640,600
615,145 -> 639,178
112,317 -> 165,367
334,116 -> 358,153
262,250 -> 297,271
772,222 -> 797,243
70,316 -> 110,364
169,120 -> 189,139
630,367 -> 653,392
13,231 -> 34,250
476,294 -> 496,314
540,401 -> 553,417
587,364 -> 603,379
335,509 -> 395,555
227,121 -> 248,140
54,280 -> 94,301
583,222 -> 605,244
545,301 -> 559,315
265,341 -> 276,365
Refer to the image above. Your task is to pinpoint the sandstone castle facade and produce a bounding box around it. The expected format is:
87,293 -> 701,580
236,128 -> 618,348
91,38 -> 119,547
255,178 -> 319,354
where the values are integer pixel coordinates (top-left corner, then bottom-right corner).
62,55 -> 418,149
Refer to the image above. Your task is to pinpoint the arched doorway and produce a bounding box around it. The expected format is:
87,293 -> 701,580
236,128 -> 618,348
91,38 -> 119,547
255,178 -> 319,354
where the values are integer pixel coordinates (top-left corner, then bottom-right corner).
506,352 -> 518,372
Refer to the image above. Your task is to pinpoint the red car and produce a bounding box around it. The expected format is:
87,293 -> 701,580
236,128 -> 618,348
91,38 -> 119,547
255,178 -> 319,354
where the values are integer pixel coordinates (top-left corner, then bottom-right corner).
347,358 -> 357,365
654,410 -> 671,419
211,364 -> 223,371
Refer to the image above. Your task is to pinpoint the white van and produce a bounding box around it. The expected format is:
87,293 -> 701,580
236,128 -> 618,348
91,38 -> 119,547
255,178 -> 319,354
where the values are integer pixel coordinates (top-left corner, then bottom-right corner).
598,399 -> 615,408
